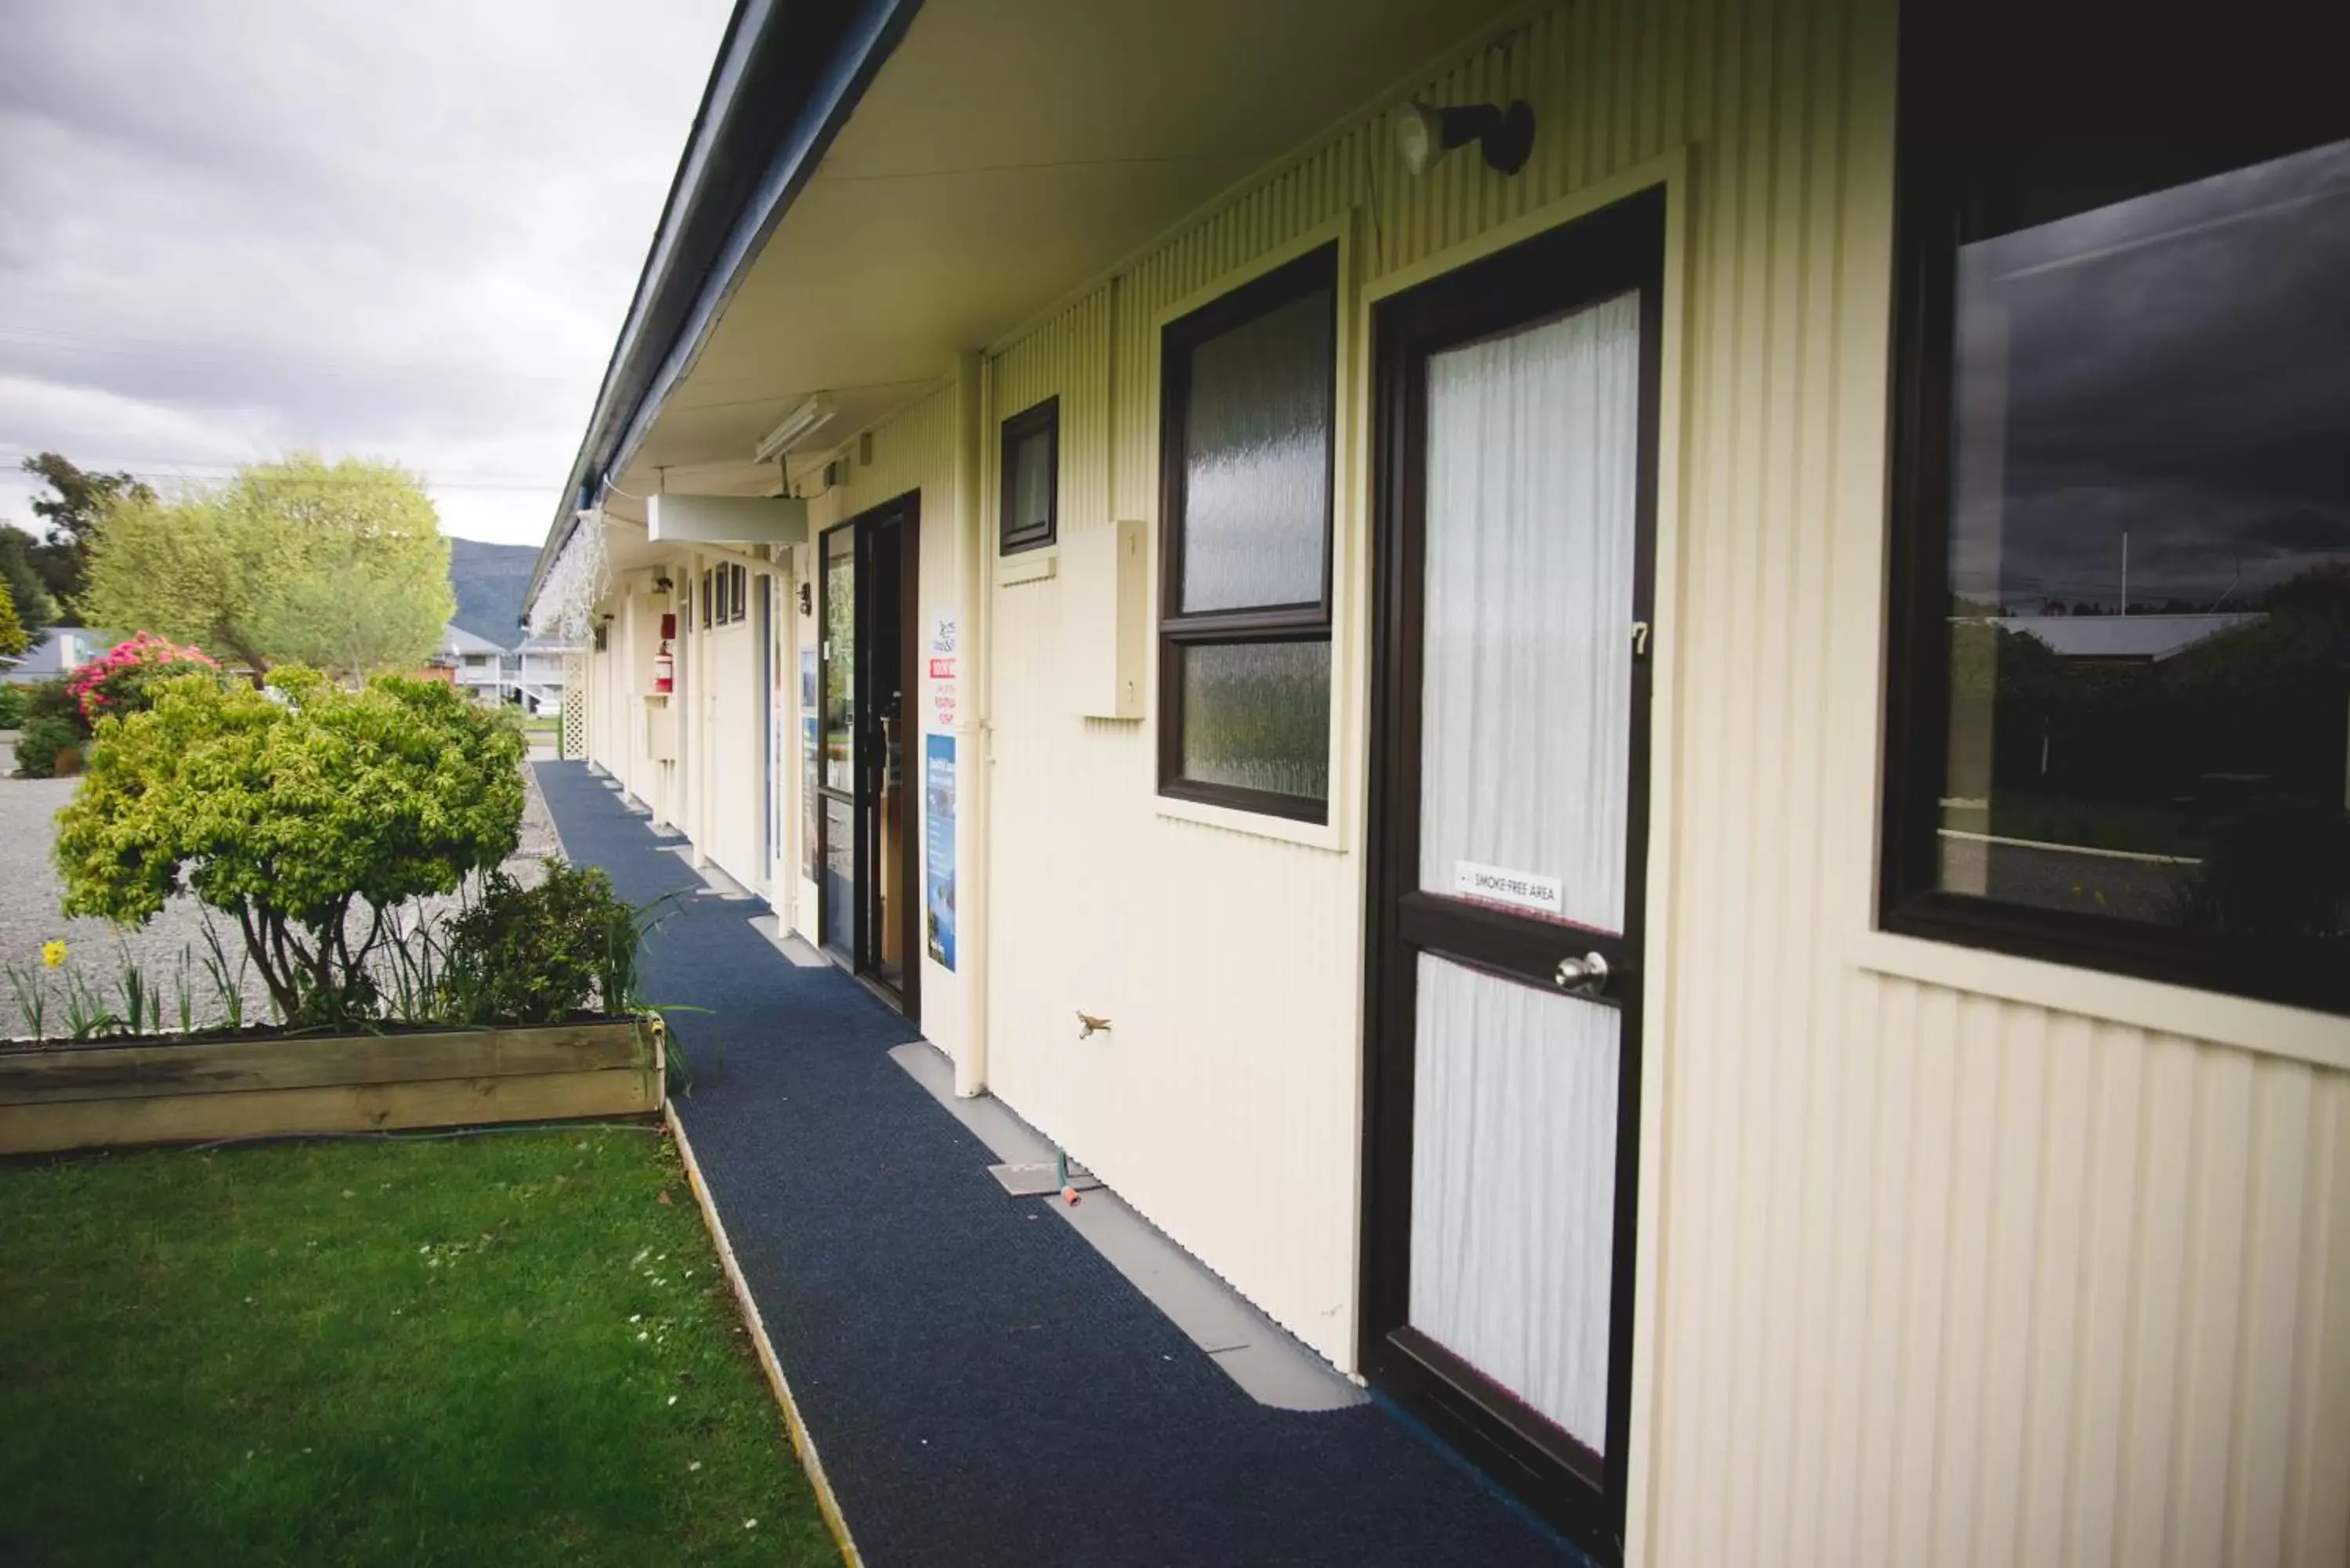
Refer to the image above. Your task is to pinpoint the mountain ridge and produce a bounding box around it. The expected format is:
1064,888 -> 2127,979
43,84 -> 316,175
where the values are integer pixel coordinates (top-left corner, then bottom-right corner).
445,536 -> 539,647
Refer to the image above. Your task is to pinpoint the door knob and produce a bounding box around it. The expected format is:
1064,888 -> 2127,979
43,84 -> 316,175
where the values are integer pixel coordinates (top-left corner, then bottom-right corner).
1554,951 -> 1610,995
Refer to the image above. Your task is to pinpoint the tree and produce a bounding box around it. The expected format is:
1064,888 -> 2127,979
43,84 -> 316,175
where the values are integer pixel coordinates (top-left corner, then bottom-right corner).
0,573 -> 26,659
0,524 -> 56,637
18,453 -> 151,617
56,667 -> 523,1024
83,453 -> 454,677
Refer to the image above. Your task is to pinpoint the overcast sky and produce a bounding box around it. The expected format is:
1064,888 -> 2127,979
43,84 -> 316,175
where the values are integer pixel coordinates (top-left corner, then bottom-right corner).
1952,136 -> 2350,612
0,0 -> 730,548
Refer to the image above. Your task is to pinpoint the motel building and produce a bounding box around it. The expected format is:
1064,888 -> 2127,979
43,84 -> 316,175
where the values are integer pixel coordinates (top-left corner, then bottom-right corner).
523,1 -> 2350,1561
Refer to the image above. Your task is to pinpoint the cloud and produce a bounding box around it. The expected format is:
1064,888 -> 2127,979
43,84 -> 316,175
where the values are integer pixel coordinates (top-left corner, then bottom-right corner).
0,0 -> 731,546
1953,137 -> 2350,608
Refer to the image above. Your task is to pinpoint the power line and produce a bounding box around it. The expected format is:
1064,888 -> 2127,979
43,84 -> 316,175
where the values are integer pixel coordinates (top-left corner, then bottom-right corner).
0,450 -> 559,493
0,323 -> 587,387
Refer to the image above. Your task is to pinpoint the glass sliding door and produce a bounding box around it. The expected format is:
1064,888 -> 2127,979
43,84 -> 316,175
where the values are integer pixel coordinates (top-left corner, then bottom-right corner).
819,524 -> 858,964
814,498 -> 921,1018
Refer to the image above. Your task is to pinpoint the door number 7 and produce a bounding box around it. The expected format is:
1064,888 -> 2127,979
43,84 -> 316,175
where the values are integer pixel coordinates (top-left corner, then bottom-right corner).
1631,621 -> 1651,659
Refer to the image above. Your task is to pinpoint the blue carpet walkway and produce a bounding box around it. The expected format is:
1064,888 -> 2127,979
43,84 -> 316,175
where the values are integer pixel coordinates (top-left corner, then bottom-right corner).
537,761 -> 1582,1568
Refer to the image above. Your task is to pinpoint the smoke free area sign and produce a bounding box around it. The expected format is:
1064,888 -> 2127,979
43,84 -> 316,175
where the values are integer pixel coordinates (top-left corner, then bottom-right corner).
1452,860 -> 1565,919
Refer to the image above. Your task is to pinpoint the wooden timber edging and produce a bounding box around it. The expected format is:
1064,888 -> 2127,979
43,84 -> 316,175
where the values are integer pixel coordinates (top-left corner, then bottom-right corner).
0,1017 -> 663,1155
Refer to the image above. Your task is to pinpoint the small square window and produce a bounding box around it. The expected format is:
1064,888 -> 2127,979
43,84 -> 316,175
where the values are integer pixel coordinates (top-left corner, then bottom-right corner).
1000,398 -> 1058,555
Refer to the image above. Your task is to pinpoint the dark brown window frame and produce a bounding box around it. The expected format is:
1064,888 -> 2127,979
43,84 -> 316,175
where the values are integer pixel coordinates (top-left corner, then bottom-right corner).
700,562 -> 750,628
998,396 -> 1059,555
1155,244 -> 1340,825
1879,4 -> 2350,1017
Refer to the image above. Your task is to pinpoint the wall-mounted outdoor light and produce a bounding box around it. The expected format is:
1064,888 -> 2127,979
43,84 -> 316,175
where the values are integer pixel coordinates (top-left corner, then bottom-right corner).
1395,99 -> 1535,177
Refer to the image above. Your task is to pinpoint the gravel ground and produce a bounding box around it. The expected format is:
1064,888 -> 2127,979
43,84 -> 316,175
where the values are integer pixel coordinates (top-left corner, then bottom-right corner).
0,761 -> 565,1041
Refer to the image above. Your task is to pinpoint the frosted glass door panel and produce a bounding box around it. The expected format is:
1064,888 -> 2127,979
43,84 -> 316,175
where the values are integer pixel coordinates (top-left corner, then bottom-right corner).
1418,293 -> 1640,933
1408,954 -> 1619,1454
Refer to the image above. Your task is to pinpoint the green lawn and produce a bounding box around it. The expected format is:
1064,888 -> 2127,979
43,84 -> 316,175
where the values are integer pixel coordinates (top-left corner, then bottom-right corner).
0,1129 -> 837,1568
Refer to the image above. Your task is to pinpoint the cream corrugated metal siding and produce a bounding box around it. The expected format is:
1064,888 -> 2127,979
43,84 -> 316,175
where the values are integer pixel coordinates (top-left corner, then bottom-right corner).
953,0 -> 2350,1563
580,0 -> 2350,1558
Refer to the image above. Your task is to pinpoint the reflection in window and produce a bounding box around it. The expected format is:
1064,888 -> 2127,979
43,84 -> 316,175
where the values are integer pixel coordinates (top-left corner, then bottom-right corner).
1940,137 -> 2350,944
823,529 -> 855,794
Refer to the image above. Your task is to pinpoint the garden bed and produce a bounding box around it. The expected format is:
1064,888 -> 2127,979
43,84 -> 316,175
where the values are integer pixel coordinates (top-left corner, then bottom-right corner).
0,1016 -> 663,1155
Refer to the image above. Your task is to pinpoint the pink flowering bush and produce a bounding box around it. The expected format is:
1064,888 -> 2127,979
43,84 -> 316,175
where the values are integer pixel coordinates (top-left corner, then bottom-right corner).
65,633 -> 219,725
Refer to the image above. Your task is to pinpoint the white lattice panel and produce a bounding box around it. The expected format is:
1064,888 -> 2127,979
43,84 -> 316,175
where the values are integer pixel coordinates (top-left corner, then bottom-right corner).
560,653 -> 588,759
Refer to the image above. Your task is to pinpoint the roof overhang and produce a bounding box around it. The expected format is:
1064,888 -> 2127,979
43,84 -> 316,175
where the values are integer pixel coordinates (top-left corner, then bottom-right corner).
526,0 -> 924,616
531,0 -> 1527,612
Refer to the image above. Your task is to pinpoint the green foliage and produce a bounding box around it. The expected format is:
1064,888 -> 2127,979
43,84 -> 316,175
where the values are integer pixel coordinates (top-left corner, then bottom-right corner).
83,453 -> 454,677
0,685 -> 22,728
2,961 -> 48,1041
11,681 -> 89,778
16,453 -> 150,615
12,714 -> 81,778
2170,801 -> 2350,941
436,861 -> 639,1026
55,667 -> 524,1025
0,524 -> 56,637
0,575 -> 24,659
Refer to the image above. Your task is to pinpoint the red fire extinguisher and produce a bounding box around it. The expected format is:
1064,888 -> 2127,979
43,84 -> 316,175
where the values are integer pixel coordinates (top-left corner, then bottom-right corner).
653,613 -> 677,694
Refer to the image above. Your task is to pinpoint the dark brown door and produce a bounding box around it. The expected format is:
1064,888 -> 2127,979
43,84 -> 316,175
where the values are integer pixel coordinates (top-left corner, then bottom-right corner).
1361,186 -> 1664,1561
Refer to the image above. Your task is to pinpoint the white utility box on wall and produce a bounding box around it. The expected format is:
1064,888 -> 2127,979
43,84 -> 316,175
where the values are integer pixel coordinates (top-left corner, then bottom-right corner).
1062,519 -> 1147,720
644,697 -> 678,761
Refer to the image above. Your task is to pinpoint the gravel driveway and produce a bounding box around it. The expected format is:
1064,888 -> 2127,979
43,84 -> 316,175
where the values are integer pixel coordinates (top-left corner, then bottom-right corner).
0,761 -> 565,1040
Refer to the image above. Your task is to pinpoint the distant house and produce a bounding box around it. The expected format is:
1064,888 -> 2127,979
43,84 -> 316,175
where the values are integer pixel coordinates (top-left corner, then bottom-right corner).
506,632 -> 577,715
1994,611 -> 2266,663
1,627 -> 125,686
429,623 -> 508,701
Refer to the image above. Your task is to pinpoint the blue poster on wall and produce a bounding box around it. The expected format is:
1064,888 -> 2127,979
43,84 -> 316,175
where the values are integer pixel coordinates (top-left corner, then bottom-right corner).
924,732 -> 956,971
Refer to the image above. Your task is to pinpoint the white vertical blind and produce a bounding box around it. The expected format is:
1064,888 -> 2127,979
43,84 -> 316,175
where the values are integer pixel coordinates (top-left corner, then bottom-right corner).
1410,954 -> 1621,1452
1417,292 -> 1641,933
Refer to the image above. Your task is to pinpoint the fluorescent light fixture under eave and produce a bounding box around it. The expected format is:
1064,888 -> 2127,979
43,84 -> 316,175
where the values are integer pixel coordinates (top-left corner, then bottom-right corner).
752,394 -> 837,464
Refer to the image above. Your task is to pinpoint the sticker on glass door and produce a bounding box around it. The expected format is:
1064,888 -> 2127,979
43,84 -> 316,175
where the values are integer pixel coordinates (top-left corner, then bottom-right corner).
1451,861 -> 1566,919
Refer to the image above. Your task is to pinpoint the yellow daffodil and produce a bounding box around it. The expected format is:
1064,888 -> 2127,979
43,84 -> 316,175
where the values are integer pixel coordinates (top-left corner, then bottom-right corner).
41,940 -> 68,970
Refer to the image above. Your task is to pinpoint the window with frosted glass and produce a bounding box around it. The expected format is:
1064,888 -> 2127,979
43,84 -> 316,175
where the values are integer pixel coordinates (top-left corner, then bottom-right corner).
1177,639 -> 1330,800
1159,245 -> 1337,822
1179,290 -> 1332,612
1884,3 -> 2350,1014
1000,397 -> 1057,555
